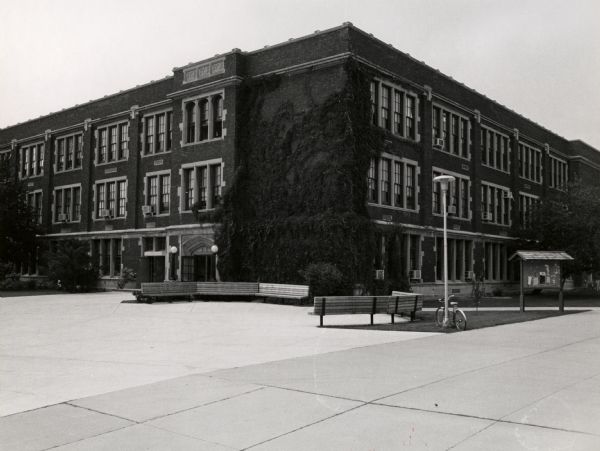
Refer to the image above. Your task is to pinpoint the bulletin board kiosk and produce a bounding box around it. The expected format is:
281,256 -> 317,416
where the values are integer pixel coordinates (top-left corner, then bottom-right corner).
509,251 -> 574,312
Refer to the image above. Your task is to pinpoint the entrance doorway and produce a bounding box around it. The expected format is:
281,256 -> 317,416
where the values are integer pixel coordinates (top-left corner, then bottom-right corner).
181,255 -> 216,281
147,256 -> 165,282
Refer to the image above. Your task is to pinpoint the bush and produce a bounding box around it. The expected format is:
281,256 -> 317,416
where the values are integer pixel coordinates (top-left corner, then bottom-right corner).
47,239 -> 98,292
117,267 -> 137,289
492,287 -> 504,297
300,262 -> 346,296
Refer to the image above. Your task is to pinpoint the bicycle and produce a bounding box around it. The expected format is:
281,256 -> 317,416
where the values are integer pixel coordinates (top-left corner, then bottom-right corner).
435,295 -> 467,330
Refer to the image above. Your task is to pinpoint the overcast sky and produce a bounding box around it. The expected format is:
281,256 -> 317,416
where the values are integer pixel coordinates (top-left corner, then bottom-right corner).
1,0 -> 599,149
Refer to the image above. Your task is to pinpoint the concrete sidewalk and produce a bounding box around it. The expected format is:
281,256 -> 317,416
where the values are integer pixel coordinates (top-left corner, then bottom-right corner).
2,308 -> 599,450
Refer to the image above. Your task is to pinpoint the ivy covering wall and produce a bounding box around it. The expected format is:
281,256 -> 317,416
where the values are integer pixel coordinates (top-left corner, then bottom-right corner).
215,61 -> 384,292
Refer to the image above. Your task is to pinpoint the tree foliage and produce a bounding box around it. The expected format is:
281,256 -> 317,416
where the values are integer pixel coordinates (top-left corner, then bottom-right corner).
215,61 -> 383,292
47,239 -> 97,292
0,160 -> 39,271
518,180 -> 600,282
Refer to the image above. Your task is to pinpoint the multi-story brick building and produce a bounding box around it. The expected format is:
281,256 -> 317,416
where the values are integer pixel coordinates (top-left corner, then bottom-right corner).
1,23 -> 599,293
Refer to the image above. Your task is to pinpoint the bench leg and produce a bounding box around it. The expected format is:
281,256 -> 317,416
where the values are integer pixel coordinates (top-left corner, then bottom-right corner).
410,311 -> 416,322
370,314 -> 373,325
320,315 -> 323,327
390,314 -> 394,324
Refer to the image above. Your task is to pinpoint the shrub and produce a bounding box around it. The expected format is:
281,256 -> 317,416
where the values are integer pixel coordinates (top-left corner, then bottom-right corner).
47,239 -> 98,292
117,267 -> 137,289
300,262 -> 346,296
492,287 -> 503,297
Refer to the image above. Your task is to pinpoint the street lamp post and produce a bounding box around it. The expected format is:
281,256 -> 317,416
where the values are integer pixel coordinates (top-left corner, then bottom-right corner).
433,175 -> 456,327
169,246 -> 178,281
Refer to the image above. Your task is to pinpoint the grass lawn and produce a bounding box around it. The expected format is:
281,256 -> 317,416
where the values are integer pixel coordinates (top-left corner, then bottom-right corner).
323,309 -> 588,333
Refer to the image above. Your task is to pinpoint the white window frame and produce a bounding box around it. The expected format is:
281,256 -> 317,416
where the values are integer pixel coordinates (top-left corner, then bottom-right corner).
143,169 -> 171,216
181,90 -> 226,147
369,153 -> 420,212
93,176 -> 128,220
373,78 -> 421,142
94,119 -> 130,165
432,102 -> 471,160
432,167 -> 471,220
52,183 -> 82,224
481,181 -> 512,227
179,158 -> 224,212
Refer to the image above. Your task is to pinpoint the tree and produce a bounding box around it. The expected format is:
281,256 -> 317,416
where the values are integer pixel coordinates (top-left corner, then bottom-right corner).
47,239 -> 98,292
518,180 -> 600,286
0,160 -> 39,272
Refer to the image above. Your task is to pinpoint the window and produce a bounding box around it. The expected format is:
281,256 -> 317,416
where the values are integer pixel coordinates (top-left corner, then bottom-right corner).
370,81 -> 378,126
144,117 -> 154,153
181,160 -> 223,211
95,178 -> 127,219
118,123 -> 128,160
183,93 -> 225,144
480,126 -> 510,172
483,242 -> 508,281
27,191 -> 43,224
109,126 -> 118,161
518,142 -> 542,183
96,121 -> 129,163
519,193 -> 539,228
53,185 -> 81,223
381,86 -> 391,131
436,238 -> 473,281
432,170 -> 471,219
145,172 -> 171,215
369,156 -> 418,211
481,183 -> 512,226
368,159 -> 378,203
20,143 -> 44,178
380,158 -> 391,205
92,238 -> 122,277
433,105 -> 471,158
213,96 -> 223,138
371,80 -> 418,140
143,111 -> 172,155
549,155 -> 568,190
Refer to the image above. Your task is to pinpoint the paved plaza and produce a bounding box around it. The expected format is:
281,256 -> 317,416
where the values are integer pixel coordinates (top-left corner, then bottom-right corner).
1,292 -> 600,450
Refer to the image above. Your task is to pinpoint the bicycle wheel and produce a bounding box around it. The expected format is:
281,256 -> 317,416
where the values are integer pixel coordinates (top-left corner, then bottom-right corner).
454,309 -> 467,331
435,307 -> 445,327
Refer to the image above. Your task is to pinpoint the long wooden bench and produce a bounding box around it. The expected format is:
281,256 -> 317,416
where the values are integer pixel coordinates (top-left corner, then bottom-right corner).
313,293 -> 422,326
257,283 -> 309,302
134,281 -> 259,303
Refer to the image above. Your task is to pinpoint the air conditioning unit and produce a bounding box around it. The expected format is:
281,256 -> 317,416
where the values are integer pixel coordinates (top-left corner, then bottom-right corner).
503,191 -> 514,200
465,270 -> 475,281
58,213 -> 69,222
481,211 -> 491,221
447,205 -> 457,215
434,138 -> 445,149
409,269 -> 422,280
141,205 -> 154,216
374,269 -> 385,280
101,209 -> 113,219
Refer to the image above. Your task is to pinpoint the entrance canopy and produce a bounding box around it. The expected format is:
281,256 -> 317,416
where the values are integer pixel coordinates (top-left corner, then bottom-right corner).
509,250 -> 574,261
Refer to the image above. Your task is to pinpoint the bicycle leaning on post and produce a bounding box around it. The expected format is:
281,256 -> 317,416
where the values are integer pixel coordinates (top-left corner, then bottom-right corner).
434,295 -> 467,330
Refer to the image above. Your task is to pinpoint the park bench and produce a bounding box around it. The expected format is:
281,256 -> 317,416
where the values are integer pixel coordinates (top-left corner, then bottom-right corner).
391,291 -> 423,321
313,292 -> 422,326
256,283 -> 310,303
134,281 -> 258,303
133,281 -> 309,304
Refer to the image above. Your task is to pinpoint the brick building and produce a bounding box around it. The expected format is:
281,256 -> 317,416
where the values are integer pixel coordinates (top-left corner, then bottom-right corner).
1,23 -> 599,293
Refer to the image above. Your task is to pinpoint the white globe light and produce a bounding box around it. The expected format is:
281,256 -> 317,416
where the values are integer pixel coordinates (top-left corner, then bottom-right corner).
210,244 -> 219,254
